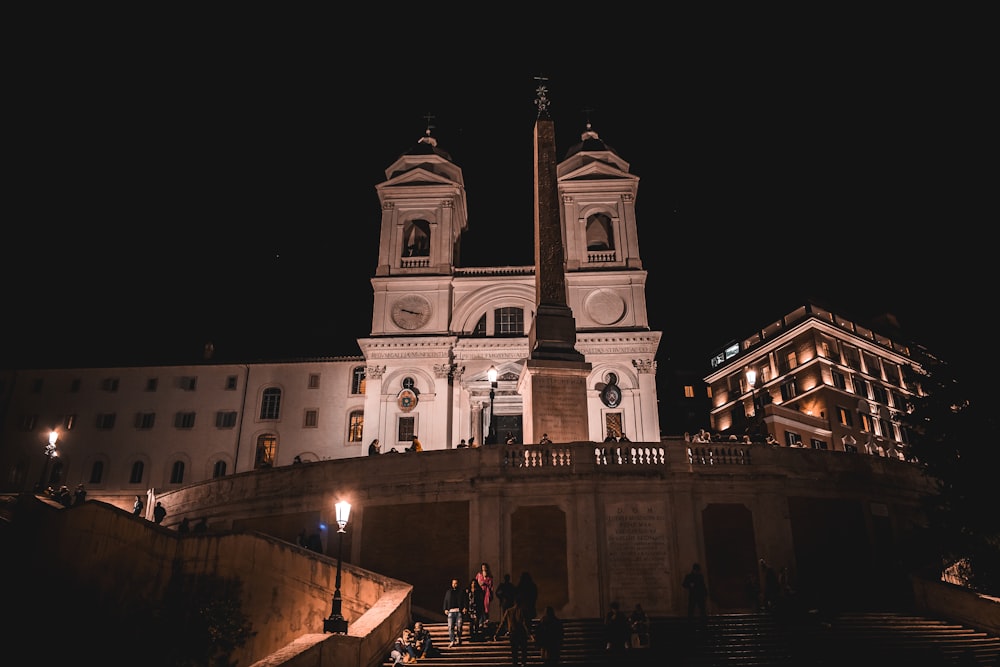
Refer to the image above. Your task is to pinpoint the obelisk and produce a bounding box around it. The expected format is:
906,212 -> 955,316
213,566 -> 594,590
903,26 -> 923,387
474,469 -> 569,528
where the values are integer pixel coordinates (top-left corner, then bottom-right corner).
519,78 -> 592,444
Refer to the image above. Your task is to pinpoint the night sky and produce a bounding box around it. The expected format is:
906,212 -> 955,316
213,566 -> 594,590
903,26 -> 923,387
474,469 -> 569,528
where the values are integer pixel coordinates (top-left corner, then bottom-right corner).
4,19 -> 987,377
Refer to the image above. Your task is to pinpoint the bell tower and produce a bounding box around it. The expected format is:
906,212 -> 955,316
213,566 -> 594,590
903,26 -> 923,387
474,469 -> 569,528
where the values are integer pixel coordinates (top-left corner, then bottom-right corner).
369,125 -> 467,337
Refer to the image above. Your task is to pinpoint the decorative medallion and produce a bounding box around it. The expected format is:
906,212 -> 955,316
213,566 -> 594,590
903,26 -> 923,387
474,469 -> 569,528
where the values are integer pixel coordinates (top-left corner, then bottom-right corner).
397,388 -> 418,412
585,289 -> 626,325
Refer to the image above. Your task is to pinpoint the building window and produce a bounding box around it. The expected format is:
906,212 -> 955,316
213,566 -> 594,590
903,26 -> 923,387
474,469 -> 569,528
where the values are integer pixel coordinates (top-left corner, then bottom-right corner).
495,307 -> 524,336
308,373 -> 321,389
879,417 -> 893,440
64,414 -> 76,431
785,431 -> 803,447
170,461 -> 185,484
304,409 -> 319,428
472,314 -> 487,337
145,377 -> 158,391
101,378 -> 120,392
810,438 -> 828,450
853,376 -> 870,399
860,413 -> 873,433
255,434 -> 277,469
863,351 -> 882,379
19,414 -> 38,431
683,385 -> 695,398
226,375 -> 238,390
260,388 -> 281,420
586,213 -> 614,250
779,380 -> 798,401
180,376 -> 198,391
777,347 -> 798,373
96,413 -> 116,430
129,461 -> 144,484
397,416 -> 416,444
351,367 -> 366,395
174,412 -> 196,429
89,461 -> 104,484
604,412 -> 624,440
831,370 -> 847,390
135,412 -> 156,430
402,219 -> 431,257
842,345 -> 861,370
871,384 -> 888,405
882,360 -> 900,385
348,410 -> 364,442
216,411 -> 238,428
891,390 -> 908,411
837,406 -> 854,427
212,460 -> 227,478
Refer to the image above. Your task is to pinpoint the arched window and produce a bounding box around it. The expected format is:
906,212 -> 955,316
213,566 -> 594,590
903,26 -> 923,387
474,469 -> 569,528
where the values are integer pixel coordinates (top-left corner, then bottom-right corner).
129,461 -> 144,484
260,388 -> 281,420
255,434 -> 277,469
348,410 -> 364,443
351,367 -> 366,395
586,213 -> 614,251
402,219 -> 431,257
170,461 -> 185,484
472,314 -> 487,337
495,307 -> 524,336
213,460 -> 227,478
89,460 -> 104,484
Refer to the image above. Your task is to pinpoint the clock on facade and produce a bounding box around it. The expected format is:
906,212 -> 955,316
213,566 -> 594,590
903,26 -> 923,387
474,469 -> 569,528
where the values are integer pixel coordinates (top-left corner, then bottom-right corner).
390,294 -> 432,330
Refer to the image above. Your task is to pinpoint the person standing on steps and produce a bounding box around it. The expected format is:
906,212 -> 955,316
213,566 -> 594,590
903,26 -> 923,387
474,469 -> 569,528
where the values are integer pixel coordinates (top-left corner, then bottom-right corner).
496,593 -> 532,667
476,562 -> 495,631
534,605 -> 564,666
153,501 -> 167,524
683,562 -> 709,622
494,573 -> 518,638
132,494 -> 144,517
443,577 -> 465,648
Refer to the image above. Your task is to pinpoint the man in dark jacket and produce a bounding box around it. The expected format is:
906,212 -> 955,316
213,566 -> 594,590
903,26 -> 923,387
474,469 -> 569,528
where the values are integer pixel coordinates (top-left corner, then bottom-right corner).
443,578 -> 465,647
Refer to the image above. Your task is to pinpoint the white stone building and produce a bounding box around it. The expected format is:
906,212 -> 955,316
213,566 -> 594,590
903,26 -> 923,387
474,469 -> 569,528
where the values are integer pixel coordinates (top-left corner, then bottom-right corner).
0,122 -> 661,507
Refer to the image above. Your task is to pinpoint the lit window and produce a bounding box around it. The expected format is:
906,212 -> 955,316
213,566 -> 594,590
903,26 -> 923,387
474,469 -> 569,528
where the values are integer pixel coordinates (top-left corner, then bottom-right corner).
351,367 -> 366,394
348,410 -> 363,442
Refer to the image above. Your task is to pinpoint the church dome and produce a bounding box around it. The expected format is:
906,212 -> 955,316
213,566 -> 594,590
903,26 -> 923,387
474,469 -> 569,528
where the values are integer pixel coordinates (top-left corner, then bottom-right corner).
563,123 -> 618,159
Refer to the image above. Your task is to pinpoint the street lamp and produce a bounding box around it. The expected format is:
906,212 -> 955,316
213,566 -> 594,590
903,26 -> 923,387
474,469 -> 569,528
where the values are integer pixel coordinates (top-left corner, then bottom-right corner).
486,365 -> 498,445
37,430 -> 59,492
324,500 -> 352,634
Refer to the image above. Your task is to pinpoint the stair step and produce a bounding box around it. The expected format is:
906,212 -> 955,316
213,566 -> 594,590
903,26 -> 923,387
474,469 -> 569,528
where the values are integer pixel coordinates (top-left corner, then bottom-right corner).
381,613 -> 1000,667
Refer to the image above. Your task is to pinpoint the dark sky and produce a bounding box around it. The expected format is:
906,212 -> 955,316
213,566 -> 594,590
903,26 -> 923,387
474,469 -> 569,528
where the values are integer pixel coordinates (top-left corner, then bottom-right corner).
4,20 -> 988,375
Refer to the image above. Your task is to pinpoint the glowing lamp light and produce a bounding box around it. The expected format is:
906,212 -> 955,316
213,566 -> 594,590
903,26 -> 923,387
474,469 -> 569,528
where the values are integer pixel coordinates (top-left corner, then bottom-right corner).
335,500 -> 351,533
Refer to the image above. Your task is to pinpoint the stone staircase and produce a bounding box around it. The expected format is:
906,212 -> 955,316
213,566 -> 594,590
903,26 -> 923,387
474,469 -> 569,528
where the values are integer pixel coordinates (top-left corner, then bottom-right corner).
380,612 -> 1000,666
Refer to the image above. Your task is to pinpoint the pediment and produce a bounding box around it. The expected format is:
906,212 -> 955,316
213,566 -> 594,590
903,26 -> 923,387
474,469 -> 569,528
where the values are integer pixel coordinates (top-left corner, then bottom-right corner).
558,159 -> 636,183
383,156 -> 464,186
378,166 -> 463,190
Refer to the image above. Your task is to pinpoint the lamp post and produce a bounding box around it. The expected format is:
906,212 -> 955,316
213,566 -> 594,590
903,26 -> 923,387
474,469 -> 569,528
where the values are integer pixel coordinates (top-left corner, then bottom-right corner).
37,430 -> 58,492
486,365 -> 498,445
324,500 -> 352,634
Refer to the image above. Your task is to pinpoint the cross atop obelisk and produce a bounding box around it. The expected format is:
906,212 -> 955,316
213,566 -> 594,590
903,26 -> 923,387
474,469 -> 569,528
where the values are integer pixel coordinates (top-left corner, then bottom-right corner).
519,77 -> 591,444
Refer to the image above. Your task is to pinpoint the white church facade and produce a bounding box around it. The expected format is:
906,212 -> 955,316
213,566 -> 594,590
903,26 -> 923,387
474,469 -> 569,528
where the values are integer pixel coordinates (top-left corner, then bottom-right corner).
0,122 -> 661,508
